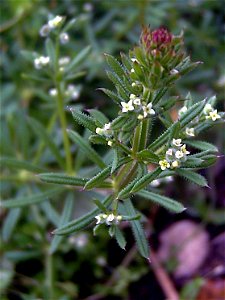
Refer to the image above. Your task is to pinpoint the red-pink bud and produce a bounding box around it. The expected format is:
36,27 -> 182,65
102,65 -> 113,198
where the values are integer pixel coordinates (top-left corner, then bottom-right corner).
151,27 -> 172,46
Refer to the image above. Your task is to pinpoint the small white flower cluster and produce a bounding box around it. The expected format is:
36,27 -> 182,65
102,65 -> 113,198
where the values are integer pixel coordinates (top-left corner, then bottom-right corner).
121,94 -> 155,119
95,213 -> 122,226
95,123 -> 113,145
204,103 -> 221,121
96,123 -> 111,136
159,138 -> 190,170
59,56 -> 70,66
178,106 -> 195,137
65,84 -> 80,100
39,16 -> 69,44
34,56 -> 50,69
49,84 -> 80,100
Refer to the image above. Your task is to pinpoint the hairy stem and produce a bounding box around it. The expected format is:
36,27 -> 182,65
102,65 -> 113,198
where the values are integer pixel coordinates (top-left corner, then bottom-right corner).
45,251 -> 54,300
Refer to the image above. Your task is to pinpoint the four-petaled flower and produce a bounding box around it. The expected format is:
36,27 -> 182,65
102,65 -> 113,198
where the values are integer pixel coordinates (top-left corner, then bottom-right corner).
159,160 -> 170,170
34,56 -> 50,69
178,106 -> 188,116
175,150 -> 184,159
181,144 -> 190,155
48,15 -> 64,28
121,100 -> 134,113
172,138 -> 182,147
142,103 -> 155,117
206,110 -> 221,121
186,127 -> 195,137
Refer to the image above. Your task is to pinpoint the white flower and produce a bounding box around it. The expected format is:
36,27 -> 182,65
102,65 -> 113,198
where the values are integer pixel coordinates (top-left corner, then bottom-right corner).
137,114 -> 144,120
142,103 -> 155,117
48,15 -> 64,28
206,110 -> 221,121
131,58 -> 138,62
159,160 -> 170,171
178,106 -> 188,116
34,56 -> 50,69
60,32 -> 69,44
175,150 -> 184,159
132,82 -> 137,87
186,127 -> 195,137
95,214 -> 102,225
114,215 -> 122,224
166,148 -> 173,156
171,160 -> 179,168
39,24 -> 51,37
129,94 -> 136,100
170,69 -> 179,75
181,144 -> 190,155
66,84 -> 80,100
121,100 -> 134,113
130,94 -> 141,106
96,127 -> 104,135
203,103 -> 213,114
106,214 -> 115,225
49,88 -> 57,97
131,68 -> 135,73
172,138 -> 182,147
59,56 -> 70,66
107,140 -> 113,147
104,123 -> 111,130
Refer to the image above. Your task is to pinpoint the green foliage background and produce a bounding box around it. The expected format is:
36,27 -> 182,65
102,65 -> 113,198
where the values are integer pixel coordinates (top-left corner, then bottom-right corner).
0,1 -> 224,299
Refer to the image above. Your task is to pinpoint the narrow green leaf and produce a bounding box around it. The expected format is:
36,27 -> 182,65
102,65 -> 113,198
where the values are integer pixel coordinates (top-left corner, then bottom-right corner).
2,208 -> 21,241
1,188 -> 63,208
71,109 -> 97,133
98,88 -> 122,105
45,38 -> 56,69
111,115 -> 128,130
182,157 -> 203,168
131,167 -> 162,193
168,121 -> 181,145
28,117 -> 64,169
136,150 -> 159,163
185,140 -> 218,152
50,196 -> 74,254
68,130 -> 106,169
180,99 -> 206,128
123,199 -> 149,259
66,45 -> 91,73
88,109 -> 109,126
39,173 -> 87,186
111,149 -> 119,173
54,195 -> 113,235
149,122 -> 176,151
115,226 -> 126,250
105,53 -> 126,78
137,190 -> 186,213
40,201 -> 60,227
106,70 -> 129,97
89,134 -> 107,145
176,169 -> 208,187
0,157 -> 46,173
118,176 -> 139,200
93,199 -> 108,213
84,165 -> 111,190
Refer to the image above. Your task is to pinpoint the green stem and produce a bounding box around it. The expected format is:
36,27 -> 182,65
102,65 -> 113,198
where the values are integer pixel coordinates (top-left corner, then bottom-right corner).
45,250 -> 54,300
55,81 -> 73,174
132,123 -> 142,155
139,119 -> 150,150
53,36 -> 73,174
